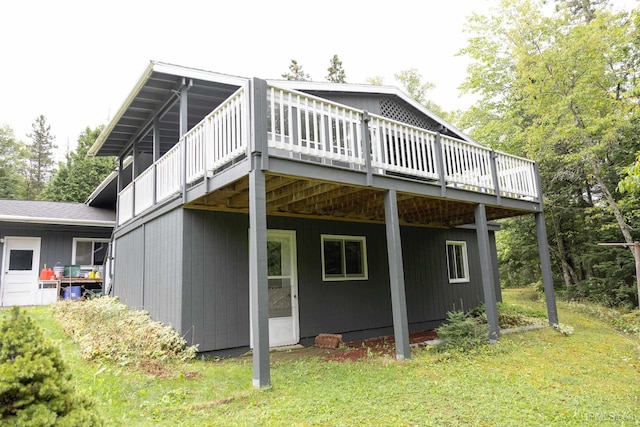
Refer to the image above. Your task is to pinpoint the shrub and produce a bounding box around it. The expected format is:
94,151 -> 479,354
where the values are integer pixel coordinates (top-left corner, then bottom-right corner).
0,307 -> 101,426
52,297 -> 197,365
436,310 -> 489,351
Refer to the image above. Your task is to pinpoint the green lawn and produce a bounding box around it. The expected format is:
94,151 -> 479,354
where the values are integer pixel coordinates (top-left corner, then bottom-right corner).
8,288 -> 640,426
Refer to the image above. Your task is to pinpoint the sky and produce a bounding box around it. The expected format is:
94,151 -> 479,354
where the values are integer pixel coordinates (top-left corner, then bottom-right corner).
1,0 -> 637,157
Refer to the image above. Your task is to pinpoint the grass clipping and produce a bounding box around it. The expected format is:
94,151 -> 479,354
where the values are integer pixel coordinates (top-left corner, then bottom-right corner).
52,297 -> 196,365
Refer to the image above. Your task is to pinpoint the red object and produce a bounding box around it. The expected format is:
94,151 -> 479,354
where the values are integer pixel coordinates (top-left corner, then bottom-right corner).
40,268 -> 48,280
48,269 -> 55,280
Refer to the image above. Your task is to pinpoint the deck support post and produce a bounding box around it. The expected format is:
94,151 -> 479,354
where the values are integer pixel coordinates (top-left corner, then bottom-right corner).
384,189 -> 411,360
249,164 -> 270,388
474,203 -> 500,343
361,111 -> 373,186
535,211 -> 559,325
435,132 -> 446,197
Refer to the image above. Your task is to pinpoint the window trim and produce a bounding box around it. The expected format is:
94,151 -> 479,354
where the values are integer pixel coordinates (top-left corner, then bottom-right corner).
446,240 -> 470,284
321,234 -> 368,281
72,238 -> 110,268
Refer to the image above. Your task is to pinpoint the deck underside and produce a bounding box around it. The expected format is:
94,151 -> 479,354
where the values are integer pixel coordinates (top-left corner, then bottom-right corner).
185,172 -> 529,228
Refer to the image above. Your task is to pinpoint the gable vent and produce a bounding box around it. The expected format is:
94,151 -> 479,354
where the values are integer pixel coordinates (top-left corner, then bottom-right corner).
380,97 -> 439,132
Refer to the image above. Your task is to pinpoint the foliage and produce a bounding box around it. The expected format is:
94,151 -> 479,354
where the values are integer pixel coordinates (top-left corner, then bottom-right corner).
326,54 -> 346,83
435,309 -> 489,351
394,68 -> 448,118
365,76 -> 384,85
568,300 -> 640,338
460,0 -> 640,307
281,59 -> 310,81
39,126 -> 116,202
0,125 -> 27,199
552,322 -> 575,336
52,296 -> 196,365
25,115 -> 56,199
4,293 -> 640,426
0,307 -> 101,426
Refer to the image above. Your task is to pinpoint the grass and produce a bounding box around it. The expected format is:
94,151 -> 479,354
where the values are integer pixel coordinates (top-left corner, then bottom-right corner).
4,288 -> 640,426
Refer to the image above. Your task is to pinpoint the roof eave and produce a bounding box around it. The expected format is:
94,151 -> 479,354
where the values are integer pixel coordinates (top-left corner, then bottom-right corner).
0,216 -> 115,228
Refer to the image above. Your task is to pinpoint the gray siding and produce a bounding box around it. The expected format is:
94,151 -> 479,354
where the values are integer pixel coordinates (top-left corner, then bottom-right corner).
113,225 -> 144,308
112,208 -> 184,331
182,210 -> 250,350
144,208 -> 183,331
178,211 -> 499,352
0,222 -> 111,273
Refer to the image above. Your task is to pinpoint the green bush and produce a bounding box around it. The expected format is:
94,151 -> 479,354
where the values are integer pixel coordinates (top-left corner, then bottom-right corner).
52,296 -> 197,365
0,307 -> 101,426
436,310 -> 488,351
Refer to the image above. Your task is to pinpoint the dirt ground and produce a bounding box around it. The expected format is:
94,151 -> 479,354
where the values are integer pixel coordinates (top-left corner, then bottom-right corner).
269,330 -> 438,362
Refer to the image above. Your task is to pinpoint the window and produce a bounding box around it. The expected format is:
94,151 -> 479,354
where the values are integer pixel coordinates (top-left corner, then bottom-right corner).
446,241 -> 469,283
72,238 -> 109,267
321,235 -> 368,281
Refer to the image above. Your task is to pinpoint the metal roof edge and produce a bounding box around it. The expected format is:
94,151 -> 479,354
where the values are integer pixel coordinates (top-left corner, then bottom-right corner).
0,216 -> 115,228
89,61 -> 156,157
88,62 -> 250,157
85,156 -> 133,204
151,61 -> 250,86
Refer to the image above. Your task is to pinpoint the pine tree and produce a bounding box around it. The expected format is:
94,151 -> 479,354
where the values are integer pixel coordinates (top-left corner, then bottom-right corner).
0,307 -> 101,426
39,126 -> 117,202
26,115 -> 56,199
326,54 -> 346,83
282,59 -> 311,81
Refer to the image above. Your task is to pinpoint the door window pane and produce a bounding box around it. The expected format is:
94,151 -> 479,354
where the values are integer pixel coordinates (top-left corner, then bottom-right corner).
9,250 -> 33,271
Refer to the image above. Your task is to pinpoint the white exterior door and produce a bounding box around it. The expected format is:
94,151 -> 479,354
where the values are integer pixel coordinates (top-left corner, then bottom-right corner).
2,237 -> 41,306
267,230 -> 299,347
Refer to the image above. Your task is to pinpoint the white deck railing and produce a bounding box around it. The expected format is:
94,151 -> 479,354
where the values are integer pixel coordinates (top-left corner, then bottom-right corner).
117,84 -> 539,226
134,166 -> 155,215
495,152 -> 537,199
117,87 -> 249,226
118,182 -> 134,225
267,87 -> 365,166
369,115 -> 439,180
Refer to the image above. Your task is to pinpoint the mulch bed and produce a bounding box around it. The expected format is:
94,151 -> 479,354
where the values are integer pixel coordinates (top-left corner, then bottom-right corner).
322,330 -> 438,362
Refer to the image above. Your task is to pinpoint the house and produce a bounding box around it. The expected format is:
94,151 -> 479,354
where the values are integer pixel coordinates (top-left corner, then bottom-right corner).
87,61 -> 558,387
0,200 -> 115,306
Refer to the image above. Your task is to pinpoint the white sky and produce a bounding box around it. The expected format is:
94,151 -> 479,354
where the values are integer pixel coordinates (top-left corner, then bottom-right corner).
1,0 -> 637,157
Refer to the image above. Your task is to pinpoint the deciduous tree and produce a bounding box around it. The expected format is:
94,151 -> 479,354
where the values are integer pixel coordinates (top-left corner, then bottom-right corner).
0,125 -> 27,199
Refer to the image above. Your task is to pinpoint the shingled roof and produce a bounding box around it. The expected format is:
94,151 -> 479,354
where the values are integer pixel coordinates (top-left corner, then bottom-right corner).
0,200 -> 115,227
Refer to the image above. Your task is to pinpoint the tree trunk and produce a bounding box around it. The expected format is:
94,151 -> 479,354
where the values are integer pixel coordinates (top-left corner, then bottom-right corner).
592,165 -> 635,252
549,205 -> 578,287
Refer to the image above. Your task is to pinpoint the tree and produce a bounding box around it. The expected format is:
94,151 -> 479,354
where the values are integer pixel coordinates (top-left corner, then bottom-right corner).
326,54 -> 346,83
366,76 -> 384,85
39,126 -> 117,203
282,59 -> 311,81
0,125 -> 27,199
0,307 -> 101,426
394,69 -> 447,117
25,115 -> 56,199
459,0 -> 640,306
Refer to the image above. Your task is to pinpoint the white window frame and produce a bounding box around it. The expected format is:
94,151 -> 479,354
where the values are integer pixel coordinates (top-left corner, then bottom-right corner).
446,240 -> 470,283
321,234 -> 368,281
72,238 -> 110,268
